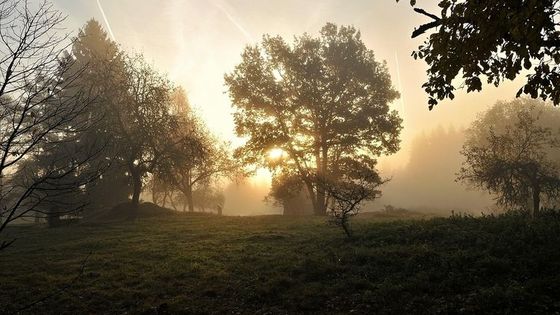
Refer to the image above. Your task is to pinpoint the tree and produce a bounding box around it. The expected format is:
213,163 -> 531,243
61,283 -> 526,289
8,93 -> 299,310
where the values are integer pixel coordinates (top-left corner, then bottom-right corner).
68,19 -> 130,210
269,172 -> 313,215
398,0 -> 560,109
458,99 -> 560,218
225,23 -> 402,215
191,184 -> 225,213
160,99 -> 237,212
149,173 -> 177,209
320,156 -> 386,237
11,135 -> 104,227
111,55 -> 178,209
0,0 -> 101,247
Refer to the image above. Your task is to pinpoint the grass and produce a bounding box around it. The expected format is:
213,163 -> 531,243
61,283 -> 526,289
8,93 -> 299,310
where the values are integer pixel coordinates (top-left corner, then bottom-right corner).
1,211 -> 560,314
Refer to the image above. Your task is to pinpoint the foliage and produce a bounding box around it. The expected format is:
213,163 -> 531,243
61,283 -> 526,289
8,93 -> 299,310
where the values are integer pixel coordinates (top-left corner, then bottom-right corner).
398,0 -> 560,109
155,96 -> 237,212
2,212 -> 560,313
268,171 -> 313,215
321,156 -> 386,237
109,54 -> 180,208
68,19 -> 130,209
225,23 -> 402,215
0,1 -> 103,243
458,99 -> 560,217
191,185 -> 225,212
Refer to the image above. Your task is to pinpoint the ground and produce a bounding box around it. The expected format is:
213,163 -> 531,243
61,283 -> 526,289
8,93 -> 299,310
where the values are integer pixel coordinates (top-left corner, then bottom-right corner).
1,210 -> 560,314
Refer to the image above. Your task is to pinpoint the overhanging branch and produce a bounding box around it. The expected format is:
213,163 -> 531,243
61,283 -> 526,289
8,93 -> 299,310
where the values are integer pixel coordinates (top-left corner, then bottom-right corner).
411,8 -> 442,38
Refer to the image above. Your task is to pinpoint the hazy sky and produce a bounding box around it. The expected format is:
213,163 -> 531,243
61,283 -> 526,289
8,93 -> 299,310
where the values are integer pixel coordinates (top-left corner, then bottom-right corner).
51,0 -> 523,172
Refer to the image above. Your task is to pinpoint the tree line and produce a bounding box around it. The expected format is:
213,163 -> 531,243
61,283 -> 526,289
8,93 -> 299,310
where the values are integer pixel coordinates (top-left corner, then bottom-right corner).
0,0 -> 236,246
0,0 -> 559,245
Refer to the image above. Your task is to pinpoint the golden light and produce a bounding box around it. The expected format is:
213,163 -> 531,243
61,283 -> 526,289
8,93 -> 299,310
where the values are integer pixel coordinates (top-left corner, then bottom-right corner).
267,148 -> 286,160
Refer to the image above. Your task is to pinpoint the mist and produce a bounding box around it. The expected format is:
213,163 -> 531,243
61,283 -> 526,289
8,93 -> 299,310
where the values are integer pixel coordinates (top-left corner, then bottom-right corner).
378,126 -> 494,214
2,1 -> 559,314
218,125 -> 495,216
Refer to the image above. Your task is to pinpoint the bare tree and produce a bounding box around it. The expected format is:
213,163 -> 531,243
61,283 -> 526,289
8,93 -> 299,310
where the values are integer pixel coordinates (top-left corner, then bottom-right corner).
0,0 -> 101,250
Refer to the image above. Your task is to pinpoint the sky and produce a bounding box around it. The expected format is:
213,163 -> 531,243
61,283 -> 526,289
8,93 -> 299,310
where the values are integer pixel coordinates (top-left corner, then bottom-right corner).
49,0 -> 525,213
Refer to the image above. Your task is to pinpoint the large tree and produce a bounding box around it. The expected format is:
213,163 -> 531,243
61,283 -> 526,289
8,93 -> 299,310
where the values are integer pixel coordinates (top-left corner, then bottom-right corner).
111,55 -> 178,209
68,19 -> 130,209
225,23 -> 402,215
399,0 -> 560,109
158,95 -> 237,212
0,0 -> 101,248
458,99 -> 560,217
68,21 -> 180,211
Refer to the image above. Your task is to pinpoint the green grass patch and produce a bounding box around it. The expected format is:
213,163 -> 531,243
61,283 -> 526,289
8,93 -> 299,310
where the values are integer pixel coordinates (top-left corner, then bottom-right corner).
1,212 -> 560,314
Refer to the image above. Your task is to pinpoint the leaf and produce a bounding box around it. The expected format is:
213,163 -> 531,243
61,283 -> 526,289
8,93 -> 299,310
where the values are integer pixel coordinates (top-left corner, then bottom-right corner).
523,58 -> 532,70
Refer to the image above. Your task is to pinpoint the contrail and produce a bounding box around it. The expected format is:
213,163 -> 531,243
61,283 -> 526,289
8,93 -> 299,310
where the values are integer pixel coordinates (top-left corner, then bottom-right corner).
96,0 -> 116,41
211,0 -> 253,43
394,51 -> 406,119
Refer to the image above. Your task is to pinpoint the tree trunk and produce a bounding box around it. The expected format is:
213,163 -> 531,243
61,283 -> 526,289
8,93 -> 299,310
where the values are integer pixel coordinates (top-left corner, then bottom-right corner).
316,190 -> 327,215
169,191 -> 178,211
341,219 -> 352,239
186,185 -> 194,212
304,180 -> 319,215
131,172 -> 142,209
532,184 -> 540,219
47,208 -> 60,228
313,141 -> 329,216
162,191 -> 168,208
151,182 -> 158,205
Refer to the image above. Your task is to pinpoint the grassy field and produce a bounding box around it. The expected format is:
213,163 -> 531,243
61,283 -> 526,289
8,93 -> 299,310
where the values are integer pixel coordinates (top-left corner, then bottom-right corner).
1,210 -> 560,314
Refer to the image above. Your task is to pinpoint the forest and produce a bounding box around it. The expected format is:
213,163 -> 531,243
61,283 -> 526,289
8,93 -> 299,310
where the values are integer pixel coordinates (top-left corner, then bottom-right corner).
1,0 -> 560,314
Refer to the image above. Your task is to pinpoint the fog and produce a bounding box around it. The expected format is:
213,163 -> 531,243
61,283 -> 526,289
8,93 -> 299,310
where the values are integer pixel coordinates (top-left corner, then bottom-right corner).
377,126 -> 494,214
223,180 -> 281,216
48,0 -> 524,214
221,126 -> 495,216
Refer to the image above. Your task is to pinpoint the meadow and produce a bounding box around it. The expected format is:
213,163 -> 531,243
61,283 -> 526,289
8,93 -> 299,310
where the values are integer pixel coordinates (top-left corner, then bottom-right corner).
1,210 -> 560,314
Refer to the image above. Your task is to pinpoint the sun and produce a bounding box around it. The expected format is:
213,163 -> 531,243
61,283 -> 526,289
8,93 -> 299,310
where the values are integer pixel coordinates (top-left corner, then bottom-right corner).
267,148 -> 286,160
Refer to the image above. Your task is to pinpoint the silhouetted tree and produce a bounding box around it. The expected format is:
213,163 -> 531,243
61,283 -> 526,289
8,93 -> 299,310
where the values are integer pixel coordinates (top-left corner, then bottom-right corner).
11,137 -> 104,227
0,0 -> 102,245
192,184 -> 225,213
398,0 -> 560,109
149,174 -> 176,208
68,19 -> 130,209
320,156 -> 386,237
458,99 -> 560,218
161,103 -> 237,212
269,172 -> 312,215
225,23 -> 402,216
111,55 -> 178,210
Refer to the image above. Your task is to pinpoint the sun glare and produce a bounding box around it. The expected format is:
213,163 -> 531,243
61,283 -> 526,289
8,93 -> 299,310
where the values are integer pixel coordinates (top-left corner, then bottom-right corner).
267,148 -> 286,160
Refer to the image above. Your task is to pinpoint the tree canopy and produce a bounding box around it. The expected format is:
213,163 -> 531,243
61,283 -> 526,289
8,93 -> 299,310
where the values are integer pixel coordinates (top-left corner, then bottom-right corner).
399,0 -> 560,109
0,1 -> 104,238
67,19 -> 130,209
225,23 -> 402,216
155,92 -> 237,213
